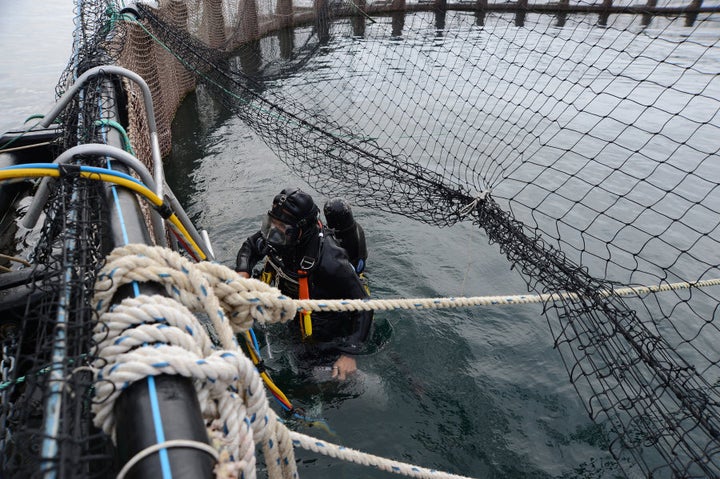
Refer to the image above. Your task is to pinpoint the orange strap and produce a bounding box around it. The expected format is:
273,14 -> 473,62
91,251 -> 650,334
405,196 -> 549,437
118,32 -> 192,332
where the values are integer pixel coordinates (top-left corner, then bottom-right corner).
298,271 -> 312,339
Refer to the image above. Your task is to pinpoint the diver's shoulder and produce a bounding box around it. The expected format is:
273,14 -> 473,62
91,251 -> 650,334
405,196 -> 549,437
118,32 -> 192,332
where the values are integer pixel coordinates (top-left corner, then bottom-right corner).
316,235 -> 353,271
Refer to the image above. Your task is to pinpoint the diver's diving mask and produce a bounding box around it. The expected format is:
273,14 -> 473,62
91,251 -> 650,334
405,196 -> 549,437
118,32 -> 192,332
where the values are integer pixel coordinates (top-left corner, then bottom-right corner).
261,214 -> 298,248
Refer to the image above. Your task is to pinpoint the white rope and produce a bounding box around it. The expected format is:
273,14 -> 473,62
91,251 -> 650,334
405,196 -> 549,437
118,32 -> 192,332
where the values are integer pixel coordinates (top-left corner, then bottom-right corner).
93,244 -> 715,479
96,245 -> 720,319
456,190 -> 491,218
92,245 -> 297,479
92,244 -> 477,479
289,431 -> 475,479
290,277 -> 720,313
117,439 -> 220,479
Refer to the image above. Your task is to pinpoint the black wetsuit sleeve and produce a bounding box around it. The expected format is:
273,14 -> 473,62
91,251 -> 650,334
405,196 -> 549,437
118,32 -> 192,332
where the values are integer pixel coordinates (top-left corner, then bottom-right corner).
316,247 -> 373,355
235,231 -> 266,274
340,307 -> 373,355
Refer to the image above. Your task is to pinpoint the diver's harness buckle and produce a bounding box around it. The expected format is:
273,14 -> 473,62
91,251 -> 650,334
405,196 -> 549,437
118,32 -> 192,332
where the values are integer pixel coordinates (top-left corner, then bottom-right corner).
299,256 -> 316,270
263,234 -> 322,340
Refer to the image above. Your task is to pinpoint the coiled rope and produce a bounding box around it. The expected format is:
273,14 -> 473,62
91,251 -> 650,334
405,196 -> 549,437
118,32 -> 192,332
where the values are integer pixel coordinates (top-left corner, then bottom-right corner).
91,244 -> 477,479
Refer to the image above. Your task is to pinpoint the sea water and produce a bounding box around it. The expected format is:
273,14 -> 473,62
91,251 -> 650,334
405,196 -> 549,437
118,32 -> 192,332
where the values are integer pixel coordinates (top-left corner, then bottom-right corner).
164,21 -> 623,478
0,0 -> 75,131
0,2 -> 664,477
168,113 -> 612,479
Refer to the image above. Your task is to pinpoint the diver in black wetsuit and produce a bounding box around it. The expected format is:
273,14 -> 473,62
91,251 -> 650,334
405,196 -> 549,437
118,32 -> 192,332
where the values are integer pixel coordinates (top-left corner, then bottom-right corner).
323,197 -> 367,275
235,188 -> 373,381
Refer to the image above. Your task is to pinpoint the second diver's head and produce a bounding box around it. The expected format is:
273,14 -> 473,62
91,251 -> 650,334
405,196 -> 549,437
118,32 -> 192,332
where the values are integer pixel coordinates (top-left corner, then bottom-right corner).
323,197 -> 355,231
261,187 -> 320,253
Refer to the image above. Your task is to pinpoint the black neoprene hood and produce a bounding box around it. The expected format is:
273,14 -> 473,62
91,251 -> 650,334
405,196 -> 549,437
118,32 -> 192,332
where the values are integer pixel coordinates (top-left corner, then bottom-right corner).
323,197 -> 355,230
269,188 -> 319,227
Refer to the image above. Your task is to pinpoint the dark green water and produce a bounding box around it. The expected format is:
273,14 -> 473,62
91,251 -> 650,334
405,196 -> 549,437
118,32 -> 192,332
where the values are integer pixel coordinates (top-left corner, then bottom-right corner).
167,94 -> 615,479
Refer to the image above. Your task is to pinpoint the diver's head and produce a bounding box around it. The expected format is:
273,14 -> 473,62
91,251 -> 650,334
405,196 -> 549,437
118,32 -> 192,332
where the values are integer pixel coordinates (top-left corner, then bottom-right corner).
323,197 -> 355,231
261,188 -> 319,251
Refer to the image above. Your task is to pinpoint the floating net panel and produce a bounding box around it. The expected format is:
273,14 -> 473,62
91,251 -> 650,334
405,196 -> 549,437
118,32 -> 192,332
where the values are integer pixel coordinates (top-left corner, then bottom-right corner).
2,0 -> 720,477
136,1 -> 720,476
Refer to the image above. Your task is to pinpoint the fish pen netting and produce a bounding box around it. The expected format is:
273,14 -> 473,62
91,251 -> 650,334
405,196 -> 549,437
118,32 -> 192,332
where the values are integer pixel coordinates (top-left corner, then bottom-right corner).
1,0 -> 720,477
0,1 -> 123,476
134,1 -> 720,476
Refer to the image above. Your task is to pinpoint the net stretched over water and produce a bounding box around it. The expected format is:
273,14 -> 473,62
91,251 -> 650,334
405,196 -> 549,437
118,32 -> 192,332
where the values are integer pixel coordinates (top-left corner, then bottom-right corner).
133,1 -> 720,476
1,0 -> 719,477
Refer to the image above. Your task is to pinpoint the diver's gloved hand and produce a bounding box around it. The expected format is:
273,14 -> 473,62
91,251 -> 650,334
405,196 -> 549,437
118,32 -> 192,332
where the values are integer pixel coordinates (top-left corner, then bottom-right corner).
331,354 -> 357,381
236,231 -> 268,276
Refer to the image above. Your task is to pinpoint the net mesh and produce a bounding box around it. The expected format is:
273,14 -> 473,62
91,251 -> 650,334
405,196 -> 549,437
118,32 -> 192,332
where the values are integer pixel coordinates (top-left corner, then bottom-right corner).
1,0 -> 720,477
1,2 -> 122,476
135,2 -> 720,476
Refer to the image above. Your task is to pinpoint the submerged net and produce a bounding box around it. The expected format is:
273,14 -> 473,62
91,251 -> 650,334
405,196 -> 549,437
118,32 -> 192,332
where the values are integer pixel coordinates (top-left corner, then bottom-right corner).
2,0 -> 720,477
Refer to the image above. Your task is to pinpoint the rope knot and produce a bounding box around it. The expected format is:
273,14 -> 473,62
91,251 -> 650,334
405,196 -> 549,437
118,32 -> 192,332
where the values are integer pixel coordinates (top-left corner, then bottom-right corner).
195,262 -> 297,332
91,244 -> 297,479
457,190 -> 491,218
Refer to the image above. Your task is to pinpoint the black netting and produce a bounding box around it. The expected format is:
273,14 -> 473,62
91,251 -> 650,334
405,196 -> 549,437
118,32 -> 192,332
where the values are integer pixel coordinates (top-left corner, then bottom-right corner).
138,3 -> 720,476
1,1 -> 122,476
2,0 -> 720,476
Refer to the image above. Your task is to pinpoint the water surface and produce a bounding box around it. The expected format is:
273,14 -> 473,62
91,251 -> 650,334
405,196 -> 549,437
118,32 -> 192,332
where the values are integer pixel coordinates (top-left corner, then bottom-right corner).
0,0 -> 74,130
168,85 -> 613,478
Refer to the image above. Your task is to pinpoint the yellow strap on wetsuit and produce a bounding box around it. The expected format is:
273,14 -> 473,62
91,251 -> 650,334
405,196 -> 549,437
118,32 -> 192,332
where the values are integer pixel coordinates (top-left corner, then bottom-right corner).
260,270 -> 274,285
298,271 -> 312,339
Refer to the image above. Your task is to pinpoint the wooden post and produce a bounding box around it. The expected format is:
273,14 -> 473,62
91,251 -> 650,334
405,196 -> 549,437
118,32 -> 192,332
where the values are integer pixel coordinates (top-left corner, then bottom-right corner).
352,0 -> 366,37
516,0 -> 527,26
476,0 -> 487,26
276,0 -> 294,29
391,12 -> 405,37
353,0 -> 367,12
435,8 -> 447,31
685,0 -> 702,26
641,0 -> 657,26
278,27 -> 294,59
598,0 -> 612,26
315,0 -> 330,43
556,0 -> 569,26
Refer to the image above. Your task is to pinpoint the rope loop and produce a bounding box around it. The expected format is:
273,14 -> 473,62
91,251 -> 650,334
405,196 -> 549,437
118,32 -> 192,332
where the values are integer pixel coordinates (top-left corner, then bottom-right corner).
89,243 -> 489,479
91,245 -> 297,479
195,261 -> 297,331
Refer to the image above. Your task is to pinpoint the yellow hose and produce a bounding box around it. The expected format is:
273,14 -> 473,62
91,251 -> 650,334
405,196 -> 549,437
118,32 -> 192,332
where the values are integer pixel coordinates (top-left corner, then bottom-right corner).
0,168 -> 206,260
